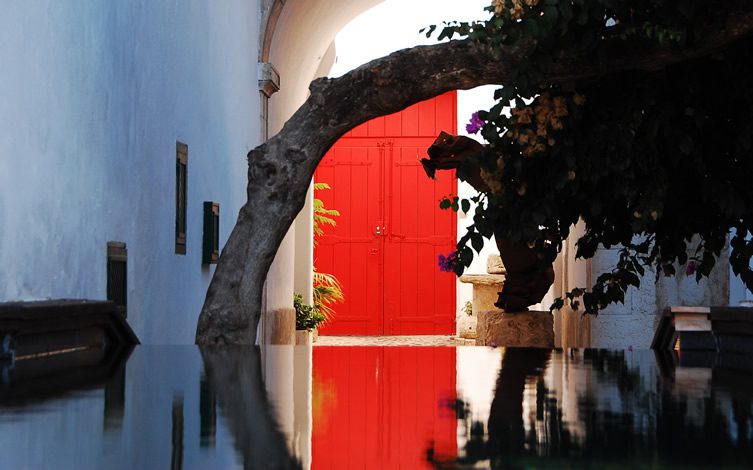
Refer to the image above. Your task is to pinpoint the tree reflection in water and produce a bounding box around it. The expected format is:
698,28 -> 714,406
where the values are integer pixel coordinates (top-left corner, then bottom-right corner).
200,346 -> 300,470
487,348 -> 551,461
431,349 -> 753,469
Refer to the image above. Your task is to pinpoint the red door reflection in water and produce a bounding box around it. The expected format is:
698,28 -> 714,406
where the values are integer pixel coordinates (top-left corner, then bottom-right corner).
312,347 -> 457,468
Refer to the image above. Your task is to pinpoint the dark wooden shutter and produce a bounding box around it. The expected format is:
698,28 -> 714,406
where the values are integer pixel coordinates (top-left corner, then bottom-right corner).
203,202 -> 219,264
107,241 -> 127,317
175,142 -> 188,254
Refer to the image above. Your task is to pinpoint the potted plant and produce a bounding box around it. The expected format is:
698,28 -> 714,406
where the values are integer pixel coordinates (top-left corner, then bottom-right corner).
294,294 -> 326,345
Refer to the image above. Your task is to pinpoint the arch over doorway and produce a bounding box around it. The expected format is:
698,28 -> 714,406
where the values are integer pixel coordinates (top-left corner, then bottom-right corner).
257,1 -> 588,345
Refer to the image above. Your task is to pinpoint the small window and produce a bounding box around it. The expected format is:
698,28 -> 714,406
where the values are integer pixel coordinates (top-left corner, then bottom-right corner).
107,241 -> 127,317
175,142 -> 188,254
203,202 -> 219,265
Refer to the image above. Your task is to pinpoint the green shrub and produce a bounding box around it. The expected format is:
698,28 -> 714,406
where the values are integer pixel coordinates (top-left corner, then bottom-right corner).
294,294 -> 326,330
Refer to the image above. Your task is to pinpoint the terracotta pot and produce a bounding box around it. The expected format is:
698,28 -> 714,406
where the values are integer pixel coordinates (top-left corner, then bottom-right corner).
295,329 -> 313,345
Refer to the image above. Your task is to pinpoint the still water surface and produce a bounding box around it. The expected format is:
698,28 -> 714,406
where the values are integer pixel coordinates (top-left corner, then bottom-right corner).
1,345 -> 752,469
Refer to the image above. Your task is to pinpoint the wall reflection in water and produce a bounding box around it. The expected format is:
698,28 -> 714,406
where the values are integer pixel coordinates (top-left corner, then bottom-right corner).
0,345 -> 299,469
2,345 -> 753,469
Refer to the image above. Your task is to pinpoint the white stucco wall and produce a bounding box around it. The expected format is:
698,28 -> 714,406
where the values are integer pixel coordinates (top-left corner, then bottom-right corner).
456,86 -> 505,319
590,239 -> 737,349
729,232 -> 753,304
0,1 -> 260,344
589,248 -> 659,349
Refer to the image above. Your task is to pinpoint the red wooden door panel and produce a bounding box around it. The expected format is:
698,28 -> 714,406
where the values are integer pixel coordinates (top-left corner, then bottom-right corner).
316,141 -> 384,335
315,92 -> 457,335
384,139 -> 457,334
312,347 -> 457,469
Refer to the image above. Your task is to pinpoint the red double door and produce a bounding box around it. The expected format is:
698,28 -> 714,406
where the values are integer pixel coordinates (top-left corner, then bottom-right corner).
315,92 -> 458,335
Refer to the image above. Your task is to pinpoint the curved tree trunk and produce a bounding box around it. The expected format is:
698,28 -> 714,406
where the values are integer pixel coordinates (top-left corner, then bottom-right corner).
195,10 -> 753,344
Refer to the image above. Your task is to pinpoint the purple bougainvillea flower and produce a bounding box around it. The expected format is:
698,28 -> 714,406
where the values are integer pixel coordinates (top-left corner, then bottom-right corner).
465,112 -> 485,134
686,260 -> 696,276
438,251 -> 457,272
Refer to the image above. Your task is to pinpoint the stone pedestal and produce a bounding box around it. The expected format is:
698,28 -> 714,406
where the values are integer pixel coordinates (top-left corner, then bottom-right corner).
459,274 -> 505,339
476,310 -> 554,348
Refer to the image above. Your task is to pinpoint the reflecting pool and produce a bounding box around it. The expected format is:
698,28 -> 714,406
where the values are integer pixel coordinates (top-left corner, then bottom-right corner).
1,345 -> 752,469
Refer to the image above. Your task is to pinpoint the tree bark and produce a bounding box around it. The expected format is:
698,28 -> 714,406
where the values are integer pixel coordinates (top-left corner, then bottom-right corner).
195,9 -> 753,344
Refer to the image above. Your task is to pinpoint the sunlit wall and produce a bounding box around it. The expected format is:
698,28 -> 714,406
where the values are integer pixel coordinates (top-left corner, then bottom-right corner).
0,1 -> 259,343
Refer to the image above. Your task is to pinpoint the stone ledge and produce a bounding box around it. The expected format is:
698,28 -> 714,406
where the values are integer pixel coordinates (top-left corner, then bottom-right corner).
476,310 -> 554,348
487,254 -> 506,274
459,274 -> 505,286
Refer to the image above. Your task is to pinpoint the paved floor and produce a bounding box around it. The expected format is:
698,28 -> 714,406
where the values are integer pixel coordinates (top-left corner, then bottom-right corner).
315,335 -> 476,346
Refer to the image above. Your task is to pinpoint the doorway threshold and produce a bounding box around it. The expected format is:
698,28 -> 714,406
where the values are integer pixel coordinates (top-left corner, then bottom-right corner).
314,335 -> 474,346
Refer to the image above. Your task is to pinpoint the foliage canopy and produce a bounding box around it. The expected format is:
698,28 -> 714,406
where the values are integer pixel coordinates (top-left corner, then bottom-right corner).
428,0 -> 753,314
